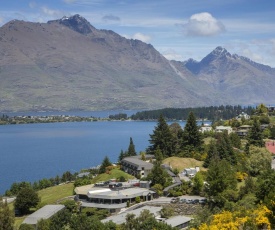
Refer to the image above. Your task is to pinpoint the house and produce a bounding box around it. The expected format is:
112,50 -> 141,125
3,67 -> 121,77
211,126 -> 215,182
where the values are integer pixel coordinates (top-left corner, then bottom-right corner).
236,112 -> 250,121
22,205 -> 65,226
161,164 -> 178,181
121,155 -> 154,178
199,124 -> 213,133
77,187 -> 156,213
215,126 -> 233,134
236,125 -> 252,137
181,166 -> 200,178
164,215 -> 192,229
267,106 -> 275,112
101,205 -> 162,225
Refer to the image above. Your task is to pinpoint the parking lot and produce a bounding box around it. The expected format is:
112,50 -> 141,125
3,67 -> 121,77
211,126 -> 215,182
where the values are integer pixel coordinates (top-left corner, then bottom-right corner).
170,195 -> 207,204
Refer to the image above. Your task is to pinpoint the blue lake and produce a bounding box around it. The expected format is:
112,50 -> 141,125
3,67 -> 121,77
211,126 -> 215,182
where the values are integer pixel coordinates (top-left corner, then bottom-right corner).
0,119 -> 208,194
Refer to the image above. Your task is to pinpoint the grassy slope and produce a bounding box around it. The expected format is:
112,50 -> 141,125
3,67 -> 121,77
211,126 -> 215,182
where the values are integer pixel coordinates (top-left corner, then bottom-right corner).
38,182 -> 74,205
163,157 -> 206,172
91,168 -> 135,184
10,183 -> 74,228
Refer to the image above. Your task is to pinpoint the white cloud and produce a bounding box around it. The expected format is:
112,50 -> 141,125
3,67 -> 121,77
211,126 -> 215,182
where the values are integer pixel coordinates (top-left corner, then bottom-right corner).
224,40 -> 275,67
133,33 -> 151,43
183,12 -> 225,36
102,14 -> 120,23
124,33 -> 152,43
41,6 -> 63,18
162,49 -> 183,61
241,49 -> 263,63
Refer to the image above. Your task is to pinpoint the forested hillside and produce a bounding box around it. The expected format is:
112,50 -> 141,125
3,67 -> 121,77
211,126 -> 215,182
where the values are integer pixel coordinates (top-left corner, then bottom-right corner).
130,105 -> 255,121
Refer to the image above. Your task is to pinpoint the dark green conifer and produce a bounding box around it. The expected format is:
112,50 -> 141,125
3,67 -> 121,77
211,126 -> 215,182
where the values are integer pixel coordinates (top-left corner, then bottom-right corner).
248,117 -> 264,147
181,111 -> 203,152
99,156 -> 112,174
127,137 -> 137,156
147,114 -> 174,157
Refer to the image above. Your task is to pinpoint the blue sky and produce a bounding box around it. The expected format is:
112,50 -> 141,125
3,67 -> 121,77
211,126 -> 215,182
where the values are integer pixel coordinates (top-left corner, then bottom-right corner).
1,0 -> 275,67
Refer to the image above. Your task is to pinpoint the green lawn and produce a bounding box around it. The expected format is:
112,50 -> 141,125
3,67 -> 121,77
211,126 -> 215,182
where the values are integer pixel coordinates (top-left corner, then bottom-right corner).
38,182 -> 74,204
91,168 -> 135,183
163,157 -> 206,172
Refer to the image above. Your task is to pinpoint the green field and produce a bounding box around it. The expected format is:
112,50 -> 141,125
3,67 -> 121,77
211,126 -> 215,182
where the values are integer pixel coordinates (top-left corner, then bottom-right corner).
91,168 -> 135,183
38,182 -> 74,205
163,157 -> 206,172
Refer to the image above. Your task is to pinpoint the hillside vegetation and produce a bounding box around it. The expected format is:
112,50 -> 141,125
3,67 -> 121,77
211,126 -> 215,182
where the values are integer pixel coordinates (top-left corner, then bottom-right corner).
91,168 -> 135,183
163,157 -> 206,172
38,182 -> 74,205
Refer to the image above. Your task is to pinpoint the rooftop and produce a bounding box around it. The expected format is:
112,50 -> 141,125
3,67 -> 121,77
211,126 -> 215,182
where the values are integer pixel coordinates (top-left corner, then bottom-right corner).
122,157 -> 153,170
87,187 -> 154,199
22,205 -> 65,225
164,215 -> 192,227
101,205 -> 162,224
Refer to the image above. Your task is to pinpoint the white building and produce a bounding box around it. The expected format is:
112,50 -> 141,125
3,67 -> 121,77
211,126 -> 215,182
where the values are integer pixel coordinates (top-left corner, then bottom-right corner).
199,124 -> 213,133
236,112 -> 250,121
215,126 -> 233,134
22,205 -> 65,226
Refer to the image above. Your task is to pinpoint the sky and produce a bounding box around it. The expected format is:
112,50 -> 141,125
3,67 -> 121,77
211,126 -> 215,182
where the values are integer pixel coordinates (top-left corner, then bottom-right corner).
1,0 -> 275,67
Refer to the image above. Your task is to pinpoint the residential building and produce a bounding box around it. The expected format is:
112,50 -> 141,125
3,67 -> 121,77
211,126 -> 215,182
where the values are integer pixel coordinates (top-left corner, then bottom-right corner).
236,125 -> 252,137
215,126 -> 233,134
199,124 -> 213,133
22,205 -> 65,226
267,106 -> 275,112
101,205 -> 162,225
236,112 -> 250,121
181,166 -> 200,178
164,215 -> 192,229
76,187 -> 156,213
121,155 -> 154,178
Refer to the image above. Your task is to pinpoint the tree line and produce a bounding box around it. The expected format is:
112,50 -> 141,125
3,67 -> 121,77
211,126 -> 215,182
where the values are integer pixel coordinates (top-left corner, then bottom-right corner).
130,105 -> 255,121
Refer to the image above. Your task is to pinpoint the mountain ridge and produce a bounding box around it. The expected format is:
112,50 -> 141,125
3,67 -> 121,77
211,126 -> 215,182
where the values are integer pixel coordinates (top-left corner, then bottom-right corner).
0,15 -> 274,112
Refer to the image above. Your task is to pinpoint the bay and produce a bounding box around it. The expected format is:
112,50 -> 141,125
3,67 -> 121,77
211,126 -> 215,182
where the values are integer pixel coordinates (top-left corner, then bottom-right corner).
0,119 -> 208,195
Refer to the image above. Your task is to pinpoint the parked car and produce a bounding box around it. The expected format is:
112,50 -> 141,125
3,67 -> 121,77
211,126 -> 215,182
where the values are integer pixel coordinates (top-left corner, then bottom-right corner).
199,198 -> 207,204
180,198 -> 186,203
170,197 -> 180,203
109,182 -> 123,188
185,199 -> 193,204
192,199 -> 200,204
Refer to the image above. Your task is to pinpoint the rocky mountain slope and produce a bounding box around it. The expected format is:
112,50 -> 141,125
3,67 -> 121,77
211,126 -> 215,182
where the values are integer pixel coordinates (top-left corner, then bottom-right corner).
0,15 -> 274,112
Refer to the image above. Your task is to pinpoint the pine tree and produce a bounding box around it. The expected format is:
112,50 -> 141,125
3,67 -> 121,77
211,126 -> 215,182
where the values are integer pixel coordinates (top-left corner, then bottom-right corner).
248,117 -> 264,147
203,139 -> 218,168
147,114 -> 174,157
99,156 -> 112,174
147,148 -> 169,186
127,137 -> 137,156
216,132 -> 237,165
229,132 -> 241,149
169,122 -> 184,156
205,158 -> 237,205
118,149 -> 126,163
181,111 -> 203,152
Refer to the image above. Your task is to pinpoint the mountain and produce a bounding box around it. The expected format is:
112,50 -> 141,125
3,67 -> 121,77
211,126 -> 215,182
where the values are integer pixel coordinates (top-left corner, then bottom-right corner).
181,46 -> 275,105
0,15 -> 274,112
